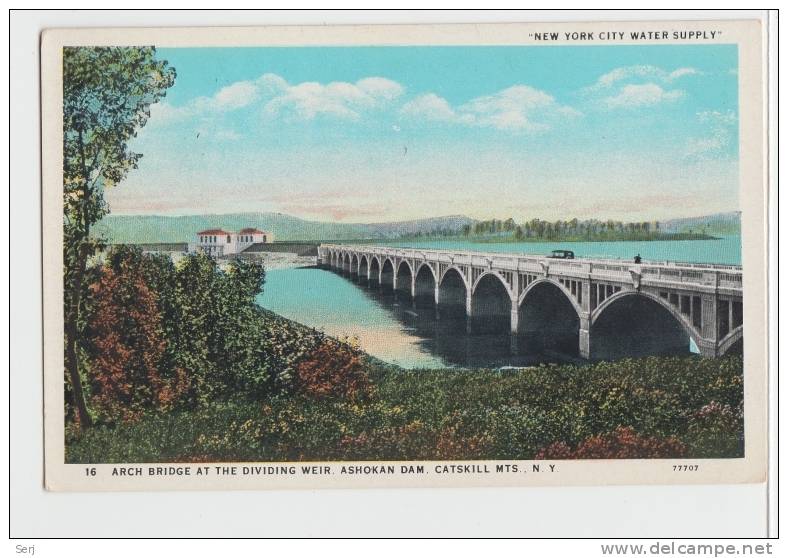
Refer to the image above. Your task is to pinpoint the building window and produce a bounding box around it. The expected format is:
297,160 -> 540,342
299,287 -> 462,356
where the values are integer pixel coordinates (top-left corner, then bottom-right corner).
263,235 -> 267,243
227,235 -> 231,243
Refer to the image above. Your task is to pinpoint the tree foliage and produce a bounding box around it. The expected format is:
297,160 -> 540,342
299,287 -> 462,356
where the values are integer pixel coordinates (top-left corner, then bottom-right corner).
86,257 -> 187,423
63,47 -> 175,427
78,247 -> 272,424
295,337 -> 371,401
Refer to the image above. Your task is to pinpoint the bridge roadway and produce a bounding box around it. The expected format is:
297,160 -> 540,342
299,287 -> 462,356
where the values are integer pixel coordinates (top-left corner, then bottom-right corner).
318,244 -> 743,359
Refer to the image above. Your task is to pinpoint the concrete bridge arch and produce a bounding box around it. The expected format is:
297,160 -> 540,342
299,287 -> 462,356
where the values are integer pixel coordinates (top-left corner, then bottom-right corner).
414,262 -> 438,306
518,277 -> 583,318
437,266 -> 470,315
438,265 -> 471,293
470,271 -> 514,334
590,290 -> 699,360
394,260 -> 414,295
471,270 -> 514,300
369,256 -> 382,285
318,243 -> 743,360
718,326 -> 744,356
358,254 -> 369,279
380,258 -> 395,289
518,278 -> 582,356
415,261 -> 437,282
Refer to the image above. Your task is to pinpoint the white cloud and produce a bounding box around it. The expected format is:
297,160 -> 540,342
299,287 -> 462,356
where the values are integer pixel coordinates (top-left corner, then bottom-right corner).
686,135 -> 728,157
697,109 -> 737,126
685,110 -> 737,160
356,77 -> 405,100
262,75 -> 404,120
460,85 -> 561,131
401,93 -> 462,122
257,72 -> 289,94
603,83 -> 685,109
400,85 -> 579,132
156,80 -> 261,123
210,81 -> 259,110
586,65 -> 698,111
591,65 -> 699,90
147,73 -> 405,126
668,67 -> 699,80
148,73 -> 578,133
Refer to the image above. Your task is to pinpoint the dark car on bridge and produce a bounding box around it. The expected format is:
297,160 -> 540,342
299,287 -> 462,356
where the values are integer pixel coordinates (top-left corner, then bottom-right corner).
547,249 -> 575,259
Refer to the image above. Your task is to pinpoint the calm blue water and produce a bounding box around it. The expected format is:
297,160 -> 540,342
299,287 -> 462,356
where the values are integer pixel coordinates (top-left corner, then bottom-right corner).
257,236 -> 741,368
380,235 -> 741,265
258,267 -> 448,369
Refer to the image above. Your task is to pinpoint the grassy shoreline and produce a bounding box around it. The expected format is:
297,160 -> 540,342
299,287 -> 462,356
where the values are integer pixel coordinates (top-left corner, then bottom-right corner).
66,309 -> 743,463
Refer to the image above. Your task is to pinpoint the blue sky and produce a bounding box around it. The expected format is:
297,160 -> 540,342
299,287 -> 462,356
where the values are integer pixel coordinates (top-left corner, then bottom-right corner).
108,45 -> 739,222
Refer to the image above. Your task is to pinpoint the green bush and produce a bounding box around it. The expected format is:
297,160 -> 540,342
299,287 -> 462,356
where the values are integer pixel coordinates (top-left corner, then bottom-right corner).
67,348 -> 744,462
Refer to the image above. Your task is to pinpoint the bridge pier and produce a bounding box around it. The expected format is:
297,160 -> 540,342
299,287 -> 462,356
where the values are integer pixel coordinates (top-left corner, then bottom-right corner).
699,294 -> 719,356
579,317 -> 591,359
465,293 -> 473,334
510,334 -> 519,355
696,339 -> 721,358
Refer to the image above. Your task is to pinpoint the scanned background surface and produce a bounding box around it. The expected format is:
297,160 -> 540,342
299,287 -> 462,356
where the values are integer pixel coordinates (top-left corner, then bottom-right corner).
12,8 -> 776,540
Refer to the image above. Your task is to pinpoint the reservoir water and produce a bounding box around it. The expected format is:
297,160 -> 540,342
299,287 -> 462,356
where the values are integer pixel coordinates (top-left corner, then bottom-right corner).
257,236 -> 741,369
381,235 -> 741,266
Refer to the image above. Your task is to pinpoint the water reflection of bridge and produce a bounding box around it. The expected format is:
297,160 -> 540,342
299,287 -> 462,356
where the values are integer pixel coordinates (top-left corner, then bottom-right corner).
318,244 -> 743,360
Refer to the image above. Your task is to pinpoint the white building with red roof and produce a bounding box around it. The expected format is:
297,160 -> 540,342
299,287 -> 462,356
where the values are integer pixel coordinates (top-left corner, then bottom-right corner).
195,227 -> 274,257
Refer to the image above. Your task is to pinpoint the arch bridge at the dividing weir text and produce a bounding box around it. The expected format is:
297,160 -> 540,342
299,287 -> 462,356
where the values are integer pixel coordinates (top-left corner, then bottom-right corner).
318,244 -> 743,360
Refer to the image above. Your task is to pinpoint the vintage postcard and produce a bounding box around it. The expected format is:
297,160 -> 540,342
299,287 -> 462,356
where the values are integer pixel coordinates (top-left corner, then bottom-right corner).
41,20 -> 769,491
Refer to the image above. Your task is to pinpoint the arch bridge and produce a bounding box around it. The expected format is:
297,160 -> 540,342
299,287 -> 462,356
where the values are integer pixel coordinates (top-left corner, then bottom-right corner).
318,244 -> 743,360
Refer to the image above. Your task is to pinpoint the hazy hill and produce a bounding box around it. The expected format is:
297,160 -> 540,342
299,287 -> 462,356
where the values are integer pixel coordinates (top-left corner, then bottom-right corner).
96,212 -> 475,243
362,215 -> 475,237
660,212 -> 741,235
96,211 -> 739,244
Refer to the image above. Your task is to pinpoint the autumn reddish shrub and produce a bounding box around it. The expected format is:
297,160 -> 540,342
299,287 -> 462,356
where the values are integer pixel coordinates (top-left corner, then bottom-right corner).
86,266 -> 188,423
535,426 -> 687,459
295,338 -> 371,401
338,422 -> 432,460
435,422 -> 493,460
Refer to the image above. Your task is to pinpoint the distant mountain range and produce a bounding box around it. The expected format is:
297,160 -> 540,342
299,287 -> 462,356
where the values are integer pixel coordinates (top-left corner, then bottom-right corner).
96,212 -> 476,243
659,212 -> 741,235
96,211 -> 739,244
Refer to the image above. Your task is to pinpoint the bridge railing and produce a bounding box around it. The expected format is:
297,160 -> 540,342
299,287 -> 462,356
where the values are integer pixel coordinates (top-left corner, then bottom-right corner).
319,244 -> 743,288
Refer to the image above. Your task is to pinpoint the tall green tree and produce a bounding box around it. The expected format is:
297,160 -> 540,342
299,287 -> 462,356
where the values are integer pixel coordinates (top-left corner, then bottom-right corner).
63,47 -> 175,427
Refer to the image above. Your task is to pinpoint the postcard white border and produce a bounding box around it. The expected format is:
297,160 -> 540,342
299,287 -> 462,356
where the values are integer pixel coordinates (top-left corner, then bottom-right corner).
40,20 -> 768,492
